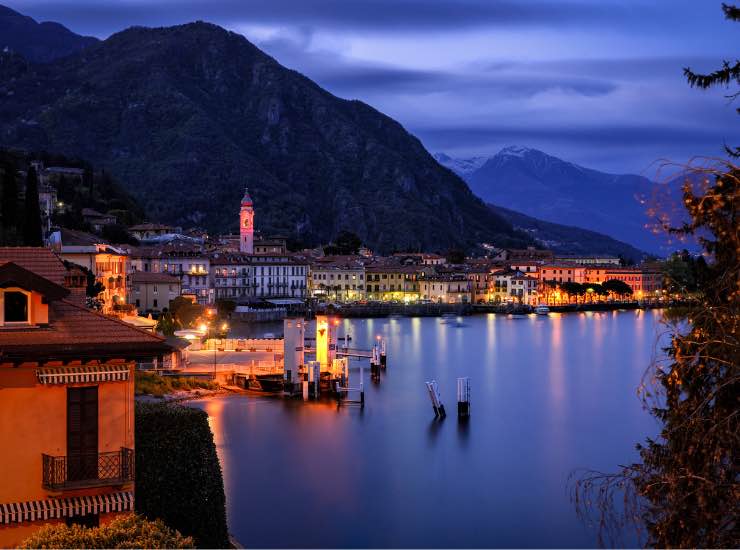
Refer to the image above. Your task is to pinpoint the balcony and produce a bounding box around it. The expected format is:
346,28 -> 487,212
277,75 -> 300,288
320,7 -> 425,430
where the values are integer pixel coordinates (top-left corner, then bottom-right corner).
42,448 -> 134,491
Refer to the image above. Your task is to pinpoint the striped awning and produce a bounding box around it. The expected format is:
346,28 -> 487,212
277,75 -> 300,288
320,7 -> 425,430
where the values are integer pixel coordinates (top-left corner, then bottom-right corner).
37,364 -> 130,385
0,491 -> 133,524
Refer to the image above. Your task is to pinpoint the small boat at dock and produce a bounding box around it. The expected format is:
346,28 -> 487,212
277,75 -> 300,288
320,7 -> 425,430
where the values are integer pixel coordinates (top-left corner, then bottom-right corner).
535,304 -> 550,315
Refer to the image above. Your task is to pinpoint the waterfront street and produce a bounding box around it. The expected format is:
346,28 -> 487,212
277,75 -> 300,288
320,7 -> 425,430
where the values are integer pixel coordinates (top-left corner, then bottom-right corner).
192,310 -> 664,548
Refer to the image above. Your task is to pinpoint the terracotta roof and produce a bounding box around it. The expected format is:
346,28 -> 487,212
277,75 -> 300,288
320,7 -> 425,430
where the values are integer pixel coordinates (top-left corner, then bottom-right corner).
0,299 -> 170,361
0,262 -> 70,300
59,227 -> 108,246
0,247 -> 67,286
130,271 -> 181,284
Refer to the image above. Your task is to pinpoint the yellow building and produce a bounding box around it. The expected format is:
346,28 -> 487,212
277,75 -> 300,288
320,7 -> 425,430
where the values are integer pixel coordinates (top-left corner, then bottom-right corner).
419,274 -> 471,303
0,248 -> 171,547
365,265 -> 424,301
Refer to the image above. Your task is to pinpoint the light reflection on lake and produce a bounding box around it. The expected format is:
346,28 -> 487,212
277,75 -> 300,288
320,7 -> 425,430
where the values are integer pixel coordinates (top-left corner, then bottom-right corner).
192,310 -> 664,548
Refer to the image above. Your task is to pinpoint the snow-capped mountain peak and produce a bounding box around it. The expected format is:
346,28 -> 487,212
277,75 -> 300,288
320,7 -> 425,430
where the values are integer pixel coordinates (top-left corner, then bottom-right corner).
433,153 -> 488,176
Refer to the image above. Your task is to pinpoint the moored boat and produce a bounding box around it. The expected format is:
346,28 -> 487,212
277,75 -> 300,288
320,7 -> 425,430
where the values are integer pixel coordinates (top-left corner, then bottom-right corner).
535,304 -> 550,315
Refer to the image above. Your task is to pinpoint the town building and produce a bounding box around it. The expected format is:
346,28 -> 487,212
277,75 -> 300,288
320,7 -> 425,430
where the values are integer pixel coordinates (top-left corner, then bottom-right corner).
538,264 -> 588,284
251,255 -> 308,299
210,253 -> 253,301
49,229 -> 129,314
309,257 -> 366,301
585,266 -> 663,298
509,272 -> 539,304
128,271 -> 181,313
253,237 -> 287,255
418,274 -> 471,303
365,264 -> 423,301
81,209 -> 117,233
129,223 -> 182,242
127,243 -> 211,305
554,255 -> 622,265
0,248 -> 172,547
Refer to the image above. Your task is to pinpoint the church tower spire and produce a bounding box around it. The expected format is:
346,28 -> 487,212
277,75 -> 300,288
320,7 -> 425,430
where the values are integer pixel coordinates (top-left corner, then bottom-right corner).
239,187 -> 254,254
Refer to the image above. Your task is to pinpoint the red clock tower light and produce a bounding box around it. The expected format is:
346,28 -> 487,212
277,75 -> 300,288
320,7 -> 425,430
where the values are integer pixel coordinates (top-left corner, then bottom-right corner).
239,187 -> 254,254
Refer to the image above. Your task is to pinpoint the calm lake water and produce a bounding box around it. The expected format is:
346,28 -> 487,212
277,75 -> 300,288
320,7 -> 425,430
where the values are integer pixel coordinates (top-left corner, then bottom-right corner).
191,310 -> 665,548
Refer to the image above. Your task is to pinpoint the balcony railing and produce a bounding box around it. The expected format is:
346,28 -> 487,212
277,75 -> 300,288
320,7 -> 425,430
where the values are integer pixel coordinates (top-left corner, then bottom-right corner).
42,448 -> 134,491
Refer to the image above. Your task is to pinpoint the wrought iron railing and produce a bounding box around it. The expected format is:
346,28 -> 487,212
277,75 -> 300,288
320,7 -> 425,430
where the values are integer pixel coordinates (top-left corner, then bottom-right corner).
42,448 -> 134,490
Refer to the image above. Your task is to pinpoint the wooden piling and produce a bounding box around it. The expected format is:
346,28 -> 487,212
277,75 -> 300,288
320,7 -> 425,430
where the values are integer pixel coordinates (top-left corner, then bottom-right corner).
457,377 -> 471,417
426,380 -> 446,417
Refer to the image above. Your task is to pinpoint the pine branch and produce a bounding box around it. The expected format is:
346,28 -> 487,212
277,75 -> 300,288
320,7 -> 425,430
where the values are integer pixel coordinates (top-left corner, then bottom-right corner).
722,3 -> 740,21
684,60 -> 740,89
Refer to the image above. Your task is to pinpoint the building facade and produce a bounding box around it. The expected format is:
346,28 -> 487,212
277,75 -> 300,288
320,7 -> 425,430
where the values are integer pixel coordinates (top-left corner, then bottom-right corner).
0,248 -> 171,547
128,271 -> 181,313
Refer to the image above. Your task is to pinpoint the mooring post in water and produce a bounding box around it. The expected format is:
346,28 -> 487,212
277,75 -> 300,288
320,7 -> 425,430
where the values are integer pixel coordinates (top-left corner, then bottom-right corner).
370,345 -> 380,381
306,360 -> 320,399
359,363 -> 365,408
426,380 -> 446,417
457,377 -> 471,418
380,338 -> 387,368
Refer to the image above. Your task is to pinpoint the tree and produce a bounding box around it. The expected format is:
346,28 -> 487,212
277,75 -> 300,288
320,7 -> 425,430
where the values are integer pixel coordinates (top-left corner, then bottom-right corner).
23,166 -> 43,246
601,279 -> 633,298
575,8 -> 739,545
445,248 -> 466,264
1,158 -> 19,241
324,230 -> 362,255
101,222 -> 139,244
19,514 -> 194,549
156,309 -> 176,336
662,249 -> 709,296
136,402 -> 229,548
215,299 -> 237,318
169,296 -> 204,329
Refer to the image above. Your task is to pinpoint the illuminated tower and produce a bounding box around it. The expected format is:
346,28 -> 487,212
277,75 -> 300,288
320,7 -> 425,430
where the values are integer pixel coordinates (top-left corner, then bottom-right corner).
239,187 -> 254,254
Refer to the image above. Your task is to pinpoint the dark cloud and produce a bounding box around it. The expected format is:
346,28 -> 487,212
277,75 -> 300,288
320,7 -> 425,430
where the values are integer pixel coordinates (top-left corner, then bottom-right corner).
12,0 -> 661,37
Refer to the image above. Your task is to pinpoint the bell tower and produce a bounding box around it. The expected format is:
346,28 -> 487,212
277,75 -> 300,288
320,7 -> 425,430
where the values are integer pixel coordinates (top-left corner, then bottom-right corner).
239,187 -> 254,254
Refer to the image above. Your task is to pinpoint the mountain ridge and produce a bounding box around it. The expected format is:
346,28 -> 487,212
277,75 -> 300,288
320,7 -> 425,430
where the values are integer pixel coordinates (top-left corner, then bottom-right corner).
436,147 -> 664,254
0,19 -> 533,253
0,4 -> 98,62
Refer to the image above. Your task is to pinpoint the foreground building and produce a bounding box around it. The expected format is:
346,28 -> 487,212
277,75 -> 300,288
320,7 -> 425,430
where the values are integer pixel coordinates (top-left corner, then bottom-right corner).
0,248 -> 172,547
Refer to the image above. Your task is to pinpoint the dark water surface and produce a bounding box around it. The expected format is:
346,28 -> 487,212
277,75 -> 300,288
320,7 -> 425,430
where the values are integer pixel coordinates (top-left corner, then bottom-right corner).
191,310 -> 665,548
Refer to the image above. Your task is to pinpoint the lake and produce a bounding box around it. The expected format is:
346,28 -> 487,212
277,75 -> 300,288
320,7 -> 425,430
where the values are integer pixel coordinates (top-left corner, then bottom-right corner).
191,310 -> 665,548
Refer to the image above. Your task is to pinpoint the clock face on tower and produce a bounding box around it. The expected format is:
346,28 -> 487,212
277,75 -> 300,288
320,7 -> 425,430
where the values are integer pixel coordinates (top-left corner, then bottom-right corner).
243,217 -> 251,229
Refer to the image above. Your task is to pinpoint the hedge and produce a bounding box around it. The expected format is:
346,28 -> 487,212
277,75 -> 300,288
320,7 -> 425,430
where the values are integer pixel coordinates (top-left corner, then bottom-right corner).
19,514 -> 194,549
135,402 -> 229,548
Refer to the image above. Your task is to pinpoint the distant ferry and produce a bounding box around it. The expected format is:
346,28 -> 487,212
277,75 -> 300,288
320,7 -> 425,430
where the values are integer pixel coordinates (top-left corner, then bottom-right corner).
535,304 -> 550,315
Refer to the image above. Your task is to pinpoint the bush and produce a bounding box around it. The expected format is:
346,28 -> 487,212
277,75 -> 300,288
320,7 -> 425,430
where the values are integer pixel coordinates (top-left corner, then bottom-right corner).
135,371 -> 219,397
135,402 -> 229,548
19,514 -> 194,549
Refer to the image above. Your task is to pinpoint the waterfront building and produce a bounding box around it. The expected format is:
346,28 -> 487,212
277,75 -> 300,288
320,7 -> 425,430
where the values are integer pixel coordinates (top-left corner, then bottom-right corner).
309,256 -> 366,301
365,264 -> 423,301
538,263 -> 588,284
0,248 -> 172,547
210,253 -> 254,301
251,254 -> 308,299
509,272 -> 539,304
128,271 -> 181,313
584,266 -> 663,298
50,228 -> 128,314
418,273 -> 471,303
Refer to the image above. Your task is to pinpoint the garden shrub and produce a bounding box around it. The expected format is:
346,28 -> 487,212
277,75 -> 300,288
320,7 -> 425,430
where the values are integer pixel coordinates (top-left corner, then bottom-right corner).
135,401 -> 229,548
19,513 -> 194,549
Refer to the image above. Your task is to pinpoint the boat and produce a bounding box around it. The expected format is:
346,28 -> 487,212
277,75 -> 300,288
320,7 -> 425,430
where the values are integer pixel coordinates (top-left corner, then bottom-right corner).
535,304 -> 550,315
245,374 -> 284,392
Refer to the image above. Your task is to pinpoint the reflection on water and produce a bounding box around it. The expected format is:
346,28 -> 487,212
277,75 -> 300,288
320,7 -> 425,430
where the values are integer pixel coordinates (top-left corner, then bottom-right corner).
190,311 -> 663,548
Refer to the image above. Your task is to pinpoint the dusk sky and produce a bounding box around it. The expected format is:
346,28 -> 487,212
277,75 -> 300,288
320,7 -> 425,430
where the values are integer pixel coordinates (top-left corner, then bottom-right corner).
9,0 -> 739,175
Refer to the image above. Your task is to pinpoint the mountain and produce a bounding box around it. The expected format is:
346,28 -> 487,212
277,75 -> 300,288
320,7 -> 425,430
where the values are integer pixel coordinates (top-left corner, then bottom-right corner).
0,4 -> 98,62
0,19 -> 531,253
488,204 -> 647,262
432,153 -> 487,177
437,146 -> 664,254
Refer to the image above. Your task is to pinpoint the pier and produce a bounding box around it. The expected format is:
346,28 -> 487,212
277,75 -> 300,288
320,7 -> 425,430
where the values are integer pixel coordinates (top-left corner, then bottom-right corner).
177,314 -> 385,403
